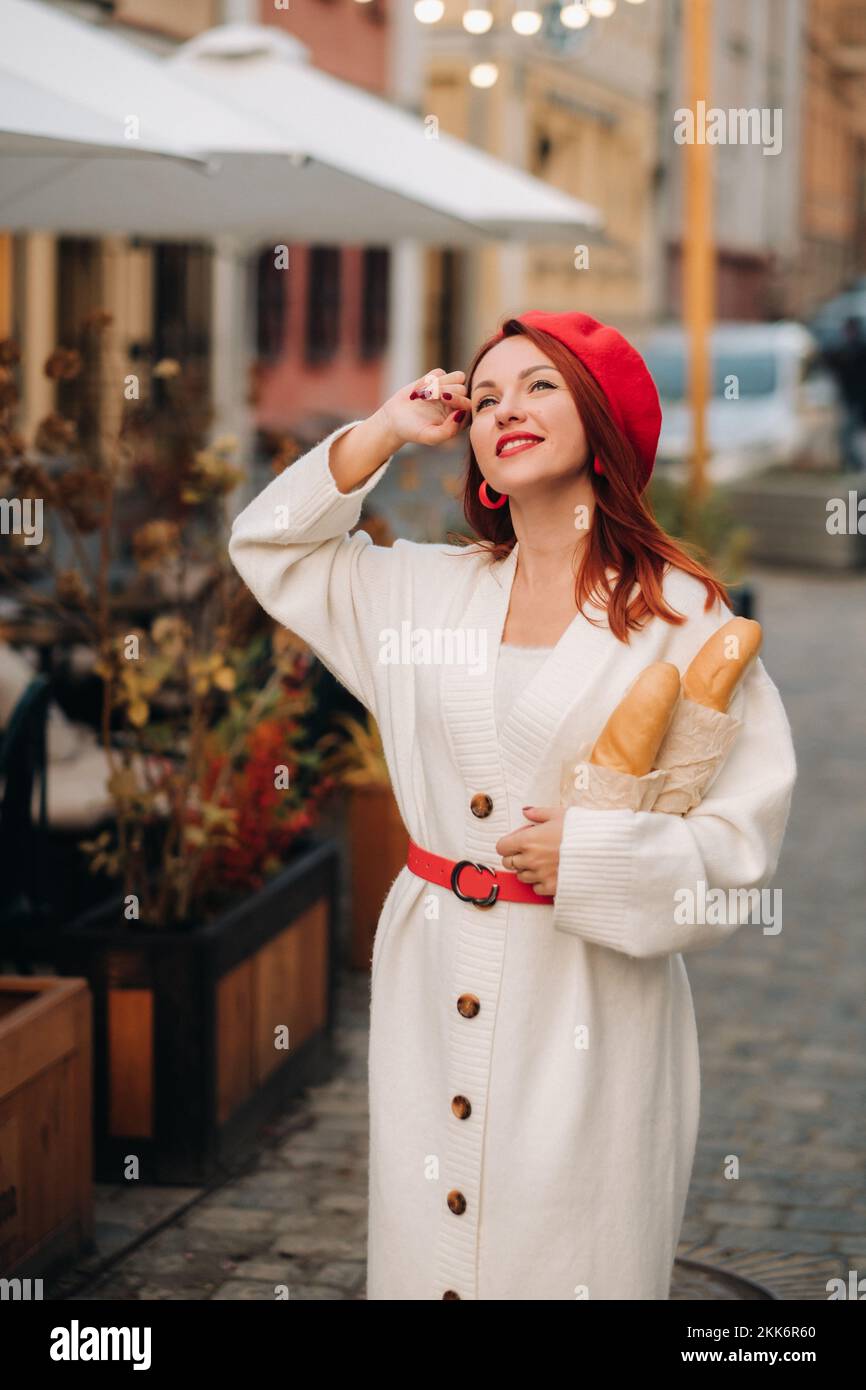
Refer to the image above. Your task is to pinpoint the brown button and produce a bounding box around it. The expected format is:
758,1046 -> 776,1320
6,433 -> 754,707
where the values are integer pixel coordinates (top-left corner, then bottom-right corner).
470,792 -> 493,818
456,993 -> 480,1018
442,1289 -> 461,1299
447,1189 -> 467,1215
451,1095 -> 472,1120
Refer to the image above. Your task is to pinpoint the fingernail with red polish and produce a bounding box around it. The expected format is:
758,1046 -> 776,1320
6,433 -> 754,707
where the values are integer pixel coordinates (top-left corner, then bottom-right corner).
409,391 -> 419,400
442,392 -> 452,400
454,410 -> 465,423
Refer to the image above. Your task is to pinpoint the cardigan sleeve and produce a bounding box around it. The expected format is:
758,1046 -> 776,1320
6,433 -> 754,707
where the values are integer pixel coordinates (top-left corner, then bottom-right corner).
551,658 -> 796,958
228,420 -> 396,715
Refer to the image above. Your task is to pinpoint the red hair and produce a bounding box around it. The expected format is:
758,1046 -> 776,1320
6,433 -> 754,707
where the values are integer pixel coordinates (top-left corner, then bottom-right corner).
451,318 -> 729,643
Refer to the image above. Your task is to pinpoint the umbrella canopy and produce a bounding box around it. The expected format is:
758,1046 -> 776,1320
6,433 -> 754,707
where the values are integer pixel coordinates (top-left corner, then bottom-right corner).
0,1 -> 601,244
167,24 -> 603,244
0,68 -> 205,162
0,0 -> 288,229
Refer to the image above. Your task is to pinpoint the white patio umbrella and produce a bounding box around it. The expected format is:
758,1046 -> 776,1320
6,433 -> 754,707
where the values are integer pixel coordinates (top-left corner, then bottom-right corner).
0,2 -> 602,244
0,69 -> 205,163
0,0 -> 297,234
165,24 -> 603,245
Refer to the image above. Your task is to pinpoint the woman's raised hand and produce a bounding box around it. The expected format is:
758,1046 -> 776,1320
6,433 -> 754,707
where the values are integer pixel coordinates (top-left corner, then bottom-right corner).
329,369 -> 472,494
378,368 -> 472,449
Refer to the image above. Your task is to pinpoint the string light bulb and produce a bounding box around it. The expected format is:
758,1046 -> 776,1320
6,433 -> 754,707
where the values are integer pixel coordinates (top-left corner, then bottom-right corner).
512,8 -> 543,35
587,0 -> 616,15
414,0 -> 445,23
469,62 -> 499,87
560,2 -> 591,26
463,7 -> 494,32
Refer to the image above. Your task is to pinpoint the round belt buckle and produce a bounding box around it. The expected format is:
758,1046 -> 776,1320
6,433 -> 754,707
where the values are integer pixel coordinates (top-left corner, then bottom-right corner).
451,859 -> 500,907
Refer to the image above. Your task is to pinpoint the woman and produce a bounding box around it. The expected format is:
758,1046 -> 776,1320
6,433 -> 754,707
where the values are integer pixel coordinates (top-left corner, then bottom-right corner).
229,310 -> 796,1301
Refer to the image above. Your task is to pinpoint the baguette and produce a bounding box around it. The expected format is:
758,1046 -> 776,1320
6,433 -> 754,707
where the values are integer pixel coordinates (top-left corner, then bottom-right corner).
682,618 -> 762,713
590,662 -> 681,777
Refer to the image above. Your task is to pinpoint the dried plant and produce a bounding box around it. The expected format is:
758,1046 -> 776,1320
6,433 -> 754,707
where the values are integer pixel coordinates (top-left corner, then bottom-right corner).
318,711 -> 391,788
0,322 -> 327,927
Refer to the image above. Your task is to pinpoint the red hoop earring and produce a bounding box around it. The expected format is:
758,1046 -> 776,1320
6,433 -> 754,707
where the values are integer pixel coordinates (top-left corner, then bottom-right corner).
593,456 -> 604,476
479,480 -> 508,509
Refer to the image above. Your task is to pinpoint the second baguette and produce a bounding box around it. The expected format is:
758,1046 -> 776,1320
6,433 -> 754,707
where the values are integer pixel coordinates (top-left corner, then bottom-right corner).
682,617 -> 762,712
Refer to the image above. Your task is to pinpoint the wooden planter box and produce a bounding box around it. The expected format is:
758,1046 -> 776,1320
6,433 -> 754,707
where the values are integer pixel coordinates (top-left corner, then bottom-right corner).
0,976 -> 93,1279
46,836 -> 340,1184
348,786 -> 408,971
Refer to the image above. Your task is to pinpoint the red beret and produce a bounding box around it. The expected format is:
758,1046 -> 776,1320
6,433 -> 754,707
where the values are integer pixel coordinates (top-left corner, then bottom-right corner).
492,310 -> 662,491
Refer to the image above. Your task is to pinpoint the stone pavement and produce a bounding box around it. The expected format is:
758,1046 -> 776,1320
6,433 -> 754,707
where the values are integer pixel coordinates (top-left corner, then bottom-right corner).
677,563 -> 866,1289
57,564 -> 864,1301
53,974 -> 372,1302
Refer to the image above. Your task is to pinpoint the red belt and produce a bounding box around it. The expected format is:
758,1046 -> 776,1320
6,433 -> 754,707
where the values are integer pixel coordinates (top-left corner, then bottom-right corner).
407,838 -> 554,906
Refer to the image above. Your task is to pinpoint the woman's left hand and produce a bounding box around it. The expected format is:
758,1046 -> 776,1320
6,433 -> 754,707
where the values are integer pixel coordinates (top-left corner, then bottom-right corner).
496,806 -> 565,897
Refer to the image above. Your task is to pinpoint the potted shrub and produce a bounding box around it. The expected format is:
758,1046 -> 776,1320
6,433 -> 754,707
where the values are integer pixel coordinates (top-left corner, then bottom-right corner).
0,324 -> 341,1182
647,474 -> 756,617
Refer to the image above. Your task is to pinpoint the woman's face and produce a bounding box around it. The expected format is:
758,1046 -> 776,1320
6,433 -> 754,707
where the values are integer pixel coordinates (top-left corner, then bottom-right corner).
469,334 -> 589,495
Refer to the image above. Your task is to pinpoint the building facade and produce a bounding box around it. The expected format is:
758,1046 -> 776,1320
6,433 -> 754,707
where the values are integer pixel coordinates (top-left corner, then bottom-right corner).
658,0 -> 866,324
794,0 -> 866,318
658,0 -> 804,322
418,0 -> 665,357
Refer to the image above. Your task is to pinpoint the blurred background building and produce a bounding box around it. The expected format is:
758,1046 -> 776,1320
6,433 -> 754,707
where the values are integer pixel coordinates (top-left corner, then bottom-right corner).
796,0 -> 866,316
1,0 -> 865,449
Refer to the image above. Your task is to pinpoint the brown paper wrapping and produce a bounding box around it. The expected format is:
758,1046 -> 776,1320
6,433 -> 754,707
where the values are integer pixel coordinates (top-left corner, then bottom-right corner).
560,743 -> 667,814
651,698 -> 742,815
559,700 -> 742,820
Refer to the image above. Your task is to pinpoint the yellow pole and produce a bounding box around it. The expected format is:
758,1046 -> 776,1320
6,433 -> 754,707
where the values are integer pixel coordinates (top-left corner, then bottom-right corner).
0,234 -> 12,339
684,0 -> 714,507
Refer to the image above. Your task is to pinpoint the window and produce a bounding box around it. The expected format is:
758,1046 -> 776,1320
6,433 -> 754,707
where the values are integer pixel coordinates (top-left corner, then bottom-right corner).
305,247 -> 342,366
433,249 -> 460,368
56,237 -> 102,452
152,243 -> 210,386
255,247 -> 288,363
360,248 -> 389,360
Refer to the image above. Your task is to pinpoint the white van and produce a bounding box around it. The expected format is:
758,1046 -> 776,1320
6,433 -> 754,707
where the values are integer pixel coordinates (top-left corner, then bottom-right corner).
638,321 -> 842,484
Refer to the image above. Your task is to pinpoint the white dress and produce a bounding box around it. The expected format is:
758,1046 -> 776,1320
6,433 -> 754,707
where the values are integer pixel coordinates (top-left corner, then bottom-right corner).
494,644 -> 553,734
228,420 -> 797,1301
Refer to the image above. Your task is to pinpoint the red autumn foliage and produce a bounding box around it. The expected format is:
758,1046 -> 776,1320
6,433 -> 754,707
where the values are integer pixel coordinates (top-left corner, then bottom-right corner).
195,715 -> 335,899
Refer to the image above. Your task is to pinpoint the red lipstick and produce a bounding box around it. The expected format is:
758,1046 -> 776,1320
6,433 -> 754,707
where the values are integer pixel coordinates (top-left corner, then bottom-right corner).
496,432 -> 544,457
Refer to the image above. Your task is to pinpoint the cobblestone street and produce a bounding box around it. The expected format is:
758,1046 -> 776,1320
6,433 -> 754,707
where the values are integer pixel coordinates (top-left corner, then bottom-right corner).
58,565 -> 865,1302
679,565 -> 866,1280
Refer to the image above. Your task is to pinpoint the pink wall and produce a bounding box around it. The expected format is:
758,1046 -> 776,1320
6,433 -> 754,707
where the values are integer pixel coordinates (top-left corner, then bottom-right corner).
253,0 -> 391,435
262,0 -> 388,92
254,245 -> 386,431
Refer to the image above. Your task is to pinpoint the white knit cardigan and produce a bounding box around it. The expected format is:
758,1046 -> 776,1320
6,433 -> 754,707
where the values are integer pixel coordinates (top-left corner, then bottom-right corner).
229,421 -> 797,1301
